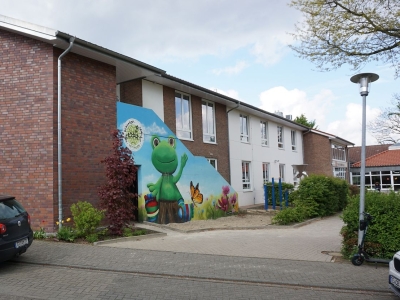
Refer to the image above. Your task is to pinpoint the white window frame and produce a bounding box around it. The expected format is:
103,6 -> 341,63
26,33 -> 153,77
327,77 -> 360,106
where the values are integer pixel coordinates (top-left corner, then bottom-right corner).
277,126 -> 284,149
202,100 -> 216,143
262,162 -> 269,184
207,158 -> 217,170
242,161 -> 251,190
240,114 -> 249,143
175,91 -> 192,140
279,164 -> 285,182
291,130 -> 297,151
333,167 -> 346,180
260,121 -> 268,146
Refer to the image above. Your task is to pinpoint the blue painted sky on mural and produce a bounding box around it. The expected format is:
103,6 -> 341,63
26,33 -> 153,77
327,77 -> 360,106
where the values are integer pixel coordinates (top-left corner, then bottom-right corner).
117,102 -> 232,201
3,0 -> 399,146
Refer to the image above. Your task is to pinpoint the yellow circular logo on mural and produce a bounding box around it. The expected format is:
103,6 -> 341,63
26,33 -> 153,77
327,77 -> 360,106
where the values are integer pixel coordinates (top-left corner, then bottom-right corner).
123,119 -> 144,151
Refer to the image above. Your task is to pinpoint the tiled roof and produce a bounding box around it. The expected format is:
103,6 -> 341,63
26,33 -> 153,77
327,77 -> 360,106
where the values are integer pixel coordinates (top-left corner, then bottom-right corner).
351,149 -> 400,167
348,144 -> 391,164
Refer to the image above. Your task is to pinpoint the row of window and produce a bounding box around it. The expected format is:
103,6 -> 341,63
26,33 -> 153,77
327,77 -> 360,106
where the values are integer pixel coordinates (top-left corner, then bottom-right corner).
176,92 -> 216,142
242,162 -> 288,190
175,91 -> 298,149
351,170 -> 400,191
241,115 -> 297,150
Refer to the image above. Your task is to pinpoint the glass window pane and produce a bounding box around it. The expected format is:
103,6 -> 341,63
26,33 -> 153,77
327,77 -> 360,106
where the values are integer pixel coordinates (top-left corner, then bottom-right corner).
208,103 -> 214,134
182,99 -> 190,130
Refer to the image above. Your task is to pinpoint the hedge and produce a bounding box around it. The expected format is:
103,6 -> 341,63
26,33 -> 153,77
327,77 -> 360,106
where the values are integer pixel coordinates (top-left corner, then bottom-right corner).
341,191 -> 400,259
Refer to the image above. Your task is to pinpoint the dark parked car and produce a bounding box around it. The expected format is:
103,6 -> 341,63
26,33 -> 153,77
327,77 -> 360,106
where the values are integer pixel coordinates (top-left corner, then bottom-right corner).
0,195 -> 33,262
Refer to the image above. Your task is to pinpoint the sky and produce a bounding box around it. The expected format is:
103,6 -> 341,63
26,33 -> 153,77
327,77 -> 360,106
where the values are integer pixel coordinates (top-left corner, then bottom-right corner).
2,0 -> 398,146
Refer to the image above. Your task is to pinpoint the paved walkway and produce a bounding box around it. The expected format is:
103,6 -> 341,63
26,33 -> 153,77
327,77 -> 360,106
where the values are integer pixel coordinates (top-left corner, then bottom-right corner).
99,214 -> 344,262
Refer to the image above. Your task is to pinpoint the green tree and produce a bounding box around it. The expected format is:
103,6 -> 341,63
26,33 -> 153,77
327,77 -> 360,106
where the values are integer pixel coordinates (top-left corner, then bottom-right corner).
289,0 -> 400,78
368,94 -> 400,144
294,113 -> 318,129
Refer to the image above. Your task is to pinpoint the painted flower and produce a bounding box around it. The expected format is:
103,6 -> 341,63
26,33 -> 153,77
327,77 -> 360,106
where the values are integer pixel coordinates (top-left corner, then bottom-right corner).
230,193 -> 237,205
218,197 -> 229,212
222,185 -> 230,196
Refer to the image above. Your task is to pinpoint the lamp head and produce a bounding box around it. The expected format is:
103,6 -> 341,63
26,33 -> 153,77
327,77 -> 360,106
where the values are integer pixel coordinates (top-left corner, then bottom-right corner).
350,73 -> 379,96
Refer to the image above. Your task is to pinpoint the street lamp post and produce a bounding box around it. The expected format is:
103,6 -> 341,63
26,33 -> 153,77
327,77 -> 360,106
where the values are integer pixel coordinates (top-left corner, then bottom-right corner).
350,72 -> 379,246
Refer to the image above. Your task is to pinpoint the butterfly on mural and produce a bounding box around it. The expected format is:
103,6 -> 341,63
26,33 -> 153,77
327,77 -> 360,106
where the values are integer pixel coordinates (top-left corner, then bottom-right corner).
190,181 -> 203,206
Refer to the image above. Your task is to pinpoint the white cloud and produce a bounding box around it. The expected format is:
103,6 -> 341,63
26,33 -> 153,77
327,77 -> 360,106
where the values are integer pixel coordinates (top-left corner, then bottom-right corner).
250,34 -> 293,66
1,0 -> 300,65
144,122 -> 167,139
326,103 -> 382,146
258,86 -> 334,128
212,61 -> 249,75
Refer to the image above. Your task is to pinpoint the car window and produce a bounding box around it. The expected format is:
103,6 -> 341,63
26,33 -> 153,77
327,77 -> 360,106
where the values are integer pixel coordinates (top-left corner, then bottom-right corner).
0,199 -> 26,219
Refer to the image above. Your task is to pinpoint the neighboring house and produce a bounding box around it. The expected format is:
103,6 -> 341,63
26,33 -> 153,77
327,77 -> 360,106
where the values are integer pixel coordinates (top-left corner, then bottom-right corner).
349,144 -> 400,192
303,129 -> 354,182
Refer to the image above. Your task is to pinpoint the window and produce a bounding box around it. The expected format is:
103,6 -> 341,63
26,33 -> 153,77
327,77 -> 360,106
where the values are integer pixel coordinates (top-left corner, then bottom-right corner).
279,164 -> 285,181
277,126 -> 284,148
262,163 -> 269,183
202,100 -> 216,143
260,121 -> 268,146
242,161 -> 251,189
351,170 -> 400,191
175,91 -> 192,139
333,167 -> 346,180
207,158 -> 217,170
332,144 -> 346,161
291,130 -> 296,151
240,114 -> 249,143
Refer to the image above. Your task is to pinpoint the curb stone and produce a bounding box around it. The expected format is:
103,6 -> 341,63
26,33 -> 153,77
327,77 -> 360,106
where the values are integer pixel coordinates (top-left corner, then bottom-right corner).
93,232 -> 167,246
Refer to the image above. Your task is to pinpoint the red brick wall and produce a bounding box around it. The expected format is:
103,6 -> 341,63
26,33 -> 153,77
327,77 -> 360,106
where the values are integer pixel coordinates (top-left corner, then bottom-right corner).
163,86 -> 176,131
120,79 -> 142,106
163,87 -> 230,182
0,29 -> 55,232
303,132 -> 333,176
53,49 -> 116,226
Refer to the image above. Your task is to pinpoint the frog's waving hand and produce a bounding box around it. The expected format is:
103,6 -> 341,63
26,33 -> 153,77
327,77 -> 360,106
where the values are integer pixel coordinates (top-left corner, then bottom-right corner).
147,135 -> 188,224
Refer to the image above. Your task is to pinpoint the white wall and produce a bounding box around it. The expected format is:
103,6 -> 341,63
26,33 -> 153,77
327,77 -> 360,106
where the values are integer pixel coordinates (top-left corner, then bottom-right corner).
228,109 -> 304,207
142,80 -> 164,121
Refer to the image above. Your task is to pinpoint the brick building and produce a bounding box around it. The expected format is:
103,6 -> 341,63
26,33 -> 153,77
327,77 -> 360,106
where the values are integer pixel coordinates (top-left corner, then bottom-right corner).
1,15 -> 354,231
303,129 -> 354,181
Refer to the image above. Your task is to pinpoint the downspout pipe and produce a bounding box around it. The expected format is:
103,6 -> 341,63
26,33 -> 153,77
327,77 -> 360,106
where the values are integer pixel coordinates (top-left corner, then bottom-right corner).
58,37 -> 75,229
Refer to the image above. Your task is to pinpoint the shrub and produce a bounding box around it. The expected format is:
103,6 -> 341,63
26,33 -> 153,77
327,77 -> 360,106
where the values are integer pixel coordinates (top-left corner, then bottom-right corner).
272,207 -> 306,225
85,233 -> 99,243
70,201 -> 105,238
341,191 -> 400,259
57,226 -> 76,242
33,227 -> 47,239
272,175 -> 348,225
264,181 -> 294,206
98,130 -> 138,235
293,175 -> 349,217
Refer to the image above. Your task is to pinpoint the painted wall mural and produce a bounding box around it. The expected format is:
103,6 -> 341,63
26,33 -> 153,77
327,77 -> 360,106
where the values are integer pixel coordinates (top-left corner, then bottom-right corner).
117,102 -> 238,224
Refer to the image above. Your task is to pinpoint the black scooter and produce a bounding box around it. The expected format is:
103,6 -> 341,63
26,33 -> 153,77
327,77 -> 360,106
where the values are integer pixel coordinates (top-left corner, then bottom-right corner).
352,212 -> 391,266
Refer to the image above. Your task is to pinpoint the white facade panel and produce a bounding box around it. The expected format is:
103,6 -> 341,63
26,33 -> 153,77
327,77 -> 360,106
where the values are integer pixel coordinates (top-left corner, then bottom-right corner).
142,80 -> 164,121
228,109 -> 304,207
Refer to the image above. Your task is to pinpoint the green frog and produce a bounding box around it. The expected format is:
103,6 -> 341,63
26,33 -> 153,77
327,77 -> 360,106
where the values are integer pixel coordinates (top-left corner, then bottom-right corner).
147,135 -> 188,224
